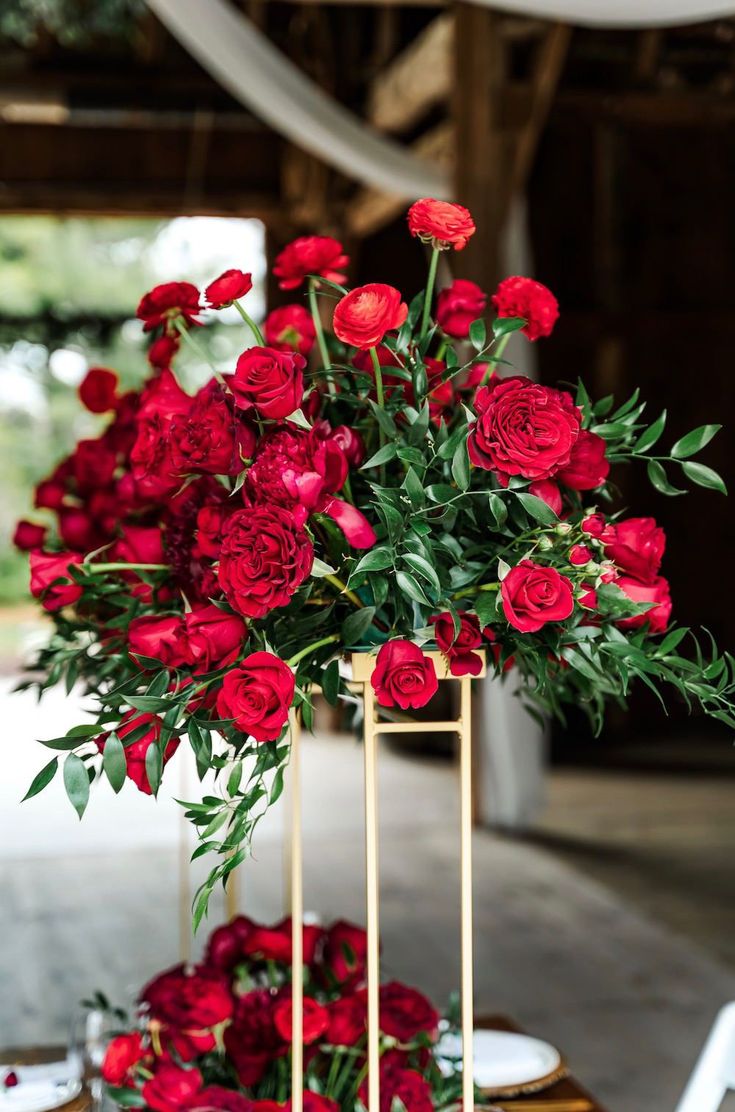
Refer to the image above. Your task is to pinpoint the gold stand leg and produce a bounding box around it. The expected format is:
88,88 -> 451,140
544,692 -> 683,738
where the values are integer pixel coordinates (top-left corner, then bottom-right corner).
290,710 -> 304,1112
179,754 -> 191,963
363,681 -> 381,1112
459,675 -> 475,1111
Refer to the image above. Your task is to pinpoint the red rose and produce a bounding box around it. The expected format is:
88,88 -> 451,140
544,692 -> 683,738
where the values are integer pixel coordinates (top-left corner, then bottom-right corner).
205,269 -> 253,309
327,993 -> 367,1046
604,517 -> 665,584
130,370 -> 191,497
34,478 -> 66,511
13,520 -> 47,551
430,611 -> 484,677
436,279 -> 486,338
569,545 -> 593,566
72,438 -> 118,491
143,1064 -> 202,1112
301,1096 -> 339,1112
217,651 -> 294,741
184,605 -> 247,672
323,920 -> 368,987
142,963 -> 234,1034
407,198 -> 476,251
169,384 -> 256,476
230,346 -> 305,420
112,524 -> 165,566
217,507 -> 313,619
224,990 -> 285,1087
137,282 -> 202,333
185,1086 -> 253,1112
273,235 -> 349,291
243,918 -> 323,964
79,367 -> 118,413
148,333 -> 180,369
379,982 -> 439,1041
492,275 -> 559,341
101,1032 -> 146,1085
617,575 -> 672,634
371,641 -> 438,711
332,284 -> 408,350
195,504 -> 231,560
501,560 -> 575,633
359,1059 -> 433,1112
29,551 -> 83,611
557,430 -> 610,491
579,585 -> 598,610
58,508 -> 98,553
468,377 -> 580,481
581,513 -> 613,541
264,304 -> 316,357
273,993 -> 329,1044
96,711 -> 178,795
128,614 -> 187,667
205,915 -> 255,970
528,479 -> 562,516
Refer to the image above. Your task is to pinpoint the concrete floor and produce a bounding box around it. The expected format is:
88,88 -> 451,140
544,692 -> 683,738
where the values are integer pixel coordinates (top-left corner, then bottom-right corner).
2,677 -> 735,1111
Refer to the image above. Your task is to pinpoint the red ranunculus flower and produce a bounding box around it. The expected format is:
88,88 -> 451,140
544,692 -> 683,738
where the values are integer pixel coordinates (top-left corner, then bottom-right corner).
332,284 -> 408,350
79,367 -> 118,413
230,346 -> 305,420
327,993 -> 367,1046
217,507 -> 313,619
148,333 -> 180,369
216,651 -> 295,741
185,1086 -> 253,1112
128,613 -> 187,667
205,269 -> 253,308
407,198 -> 476,251
379,981 -> 439,1041
501,560 -> 575,633
101,1032 -> 146,1085
604,517 -> 665,584
29,552 -> 83,612
436,279 -> 486,338
492,276 -> 559,341
430,611 -> 484,676
371,641 -> 438,710
143,1064 -> 203,1112
97,711 -> 178,795
169,383 -> 256,476
617,575 -> 672,634
205,915 -> 255,971
13,520 -> 47,551
184,605 -> 247,672
323,920 -> 368,988
264,304 -> 316,357
137,282 -> 202,333
273,235 -> 349,291
468,376 -> 580,481
528,479 -> 562,516
142,963 -> 234,1034
557,429 -> 610,491
273,993 -> 329,1044
224,990 -> 285,1087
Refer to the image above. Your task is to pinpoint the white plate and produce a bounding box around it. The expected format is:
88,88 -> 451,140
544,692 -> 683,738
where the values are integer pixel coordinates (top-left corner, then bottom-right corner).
435,1029 -> 562,1090
0,1079 -> 82,1112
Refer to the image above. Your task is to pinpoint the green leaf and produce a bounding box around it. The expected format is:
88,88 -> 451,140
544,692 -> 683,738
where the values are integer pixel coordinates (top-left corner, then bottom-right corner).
360,443 -> 397,470
145,743 -> 163,796
396,570 -> 431,606
492,316 -> 525,338
473,591 -> 499,627
403,467 -> 426,510
322,659 -> 340,706
368,400 -> 398,437
488,493 -> 508,527
63,753 -> 90,819
402,552 -> 441,593
351,547 -> 393,576
469,318 -> 486,351
516,491 -> 558,525
451,438 -> 470,492
426,483 -> 458,505
102,732 -> 127,794
23,756 -> 59,801
671,424 -> 721,459
681,460 -> 727,494
647,459 -> 686,496
105,1088 -> 145,1108
634,410 -> 667,453
311,557 -> 337,577
342,606 -> 377,646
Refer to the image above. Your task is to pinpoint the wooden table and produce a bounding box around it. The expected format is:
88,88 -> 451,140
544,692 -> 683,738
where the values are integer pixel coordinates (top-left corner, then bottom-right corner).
0,1048 -> 88,1112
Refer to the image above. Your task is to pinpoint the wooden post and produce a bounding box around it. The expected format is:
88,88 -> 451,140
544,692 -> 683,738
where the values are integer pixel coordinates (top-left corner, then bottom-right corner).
290,710 -> 304,1112
363,672 -> 382,1112
459,673 -> 475,1111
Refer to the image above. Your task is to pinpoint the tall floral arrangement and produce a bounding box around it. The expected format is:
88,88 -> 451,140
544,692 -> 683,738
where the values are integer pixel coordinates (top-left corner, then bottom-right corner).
16,199 -> 733,922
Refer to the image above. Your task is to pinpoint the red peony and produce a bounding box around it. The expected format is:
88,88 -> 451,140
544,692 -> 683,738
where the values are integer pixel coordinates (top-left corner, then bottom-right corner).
184,605 -> 247,672
245,426 -> 347,525
468,376 -> 580,481
217,506 -> 313,619
273,235 -> 349,291
501,560 -> 575,633
557,429 -> 610,491
430,611 -> 484,676
264,304 -> 316,357
97,711 -> 178,795
137,282 -> 202,333
327,425 -> 365,468
379,981 -> 439,1041
13,520 -> 47,551
205,269 -> 253,308
79,367 -> 118,413
332,284 -> 407,350
604,517 -> 665,585
230,346 -> 305,420
101,1032 -> 146,1085
217,651 -> 295,741
29,551 -> 83,612
128,614 -> 187,668
617,575 -> 672,634
407,198 -> 476,251
436,279 -> 486,338
323,920 -> 368,987
371,641 -> 438,710
273,993 -> 329,1044
148,333 -> 180,369
169,384 -> 256,476
142,1064 -> 203,1112
492,276 -> 559,341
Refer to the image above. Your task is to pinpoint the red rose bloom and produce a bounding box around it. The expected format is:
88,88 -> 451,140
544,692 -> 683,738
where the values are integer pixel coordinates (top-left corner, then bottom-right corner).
492,276 -> 559,341
468,377 -> 580,481
273,993 -> 329,1044
205,915 -> 255,970
13,520 -> 47,551
273,235 -> 349,291
97,711 -> 178,795
185,1086 -> 253,1112
101,1033 -> 146,1085
128,614 -> 187,667
205,269 -> 253,308
34,477 -> 66,511
323,920 -> 368,987
359,1059 -> 433,1112
142,962 -> 234,1033
79,367 -> 118,413
604,517 -> 665,584
501,560 -> 575,633
244,918 -> 323,965
137,281 -> 202,333
130,369 -> 190,498
371,641 -> 438,710
58,508 -> 98,553
332,284 -> 408,350
407,198 -> 476,251
224,990 -> 285,1087
217,651 -> 295,741
617,575 -> 672,634
143,1064 -> 203,1112
230,346 -> 305,420
184,605 -> 247,672
29,552 -> 83,612
327,993 -> 367,1046
217,506 -> 313,619
72,438 -> 118,491
112,524 -> 165,566
264,304 -> 316,357
169,384 -> 256,476
430,611 -> 484,677
436,279 -> 487,338
557,429 -> 610,491
195,503 -> 231,561
148,333 -> 180,369
528,479 -> 562,516
379,981 -> 439,1041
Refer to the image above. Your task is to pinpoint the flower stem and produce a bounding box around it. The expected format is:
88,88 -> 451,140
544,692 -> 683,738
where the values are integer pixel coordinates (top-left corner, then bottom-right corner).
81,563 -> 169,574
480,332 -> 511,385
325,573 -> 365,610
287,633 -> 340,668
452,582 -> 500,601
369,346 -> 387,484
421,247 -> 440,337
308,279 -> 335,396
174,319 -> 227,387
233,300 -> 265,346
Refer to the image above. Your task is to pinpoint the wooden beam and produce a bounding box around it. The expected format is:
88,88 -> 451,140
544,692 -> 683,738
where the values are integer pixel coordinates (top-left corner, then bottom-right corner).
366,13 -> 453,134
508,23 -> 571,201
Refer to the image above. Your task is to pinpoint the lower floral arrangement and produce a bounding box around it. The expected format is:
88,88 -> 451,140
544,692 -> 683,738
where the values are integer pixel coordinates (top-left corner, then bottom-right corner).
101,915 -> 484,1111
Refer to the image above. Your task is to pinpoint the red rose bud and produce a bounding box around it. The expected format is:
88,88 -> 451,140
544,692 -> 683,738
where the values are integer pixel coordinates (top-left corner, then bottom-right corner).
184,604 -> 247,672
273,235 -> 349,291
379,981 -> 440,1040
58,508 -> 97,553
501,560 -> 575,633
581,512 -> 610,540
371,640 -> 438,710
264,304 -> 316,356
407,198 -> 476,250
557,429 -> 610,491
333,283 -> 408,350
617,575 -> 672,634
273,993 -> 329,1044
13,520 -> 47,551
142,1064 -> 203,1112
137,281 -> 202,334
3,1073 -> 18,1090
579,585 -> 598,611
469,377 -> 581,481
29,552 -> 83,612
205,268 -> 253,309
323,920 -> 368,987
148,333 -> 180,369
492,275 -> 559,341
101,1033 -> 146,1085
216,651 -> 295,741
569,544 -> 593,566
97,711 -> 178,795
436,279 -> 487,338
603,517 -> 666,585
528,479 -> 562,516
430,611 -> 484,677
34,478 -> 66,511
128,614 -> 187,667
218,506 -> 313,619
79,367 -> 118,413
230,346 -> 305,420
